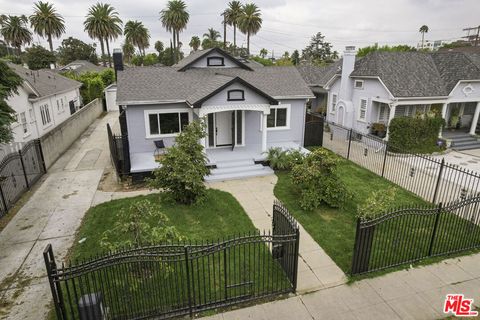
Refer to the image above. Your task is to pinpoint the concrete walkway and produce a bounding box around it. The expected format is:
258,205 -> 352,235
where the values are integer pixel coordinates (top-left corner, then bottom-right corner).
207,176 -> 347,293
0,112 -> 119,320
204,253 -> 480,320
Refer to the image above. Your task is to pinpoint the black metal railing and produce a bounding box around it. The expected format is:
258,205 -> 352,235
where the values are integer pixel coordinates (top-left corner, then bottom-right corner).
107,123 -> 130,178
323,121 -> 480,205
0,139 -> 45,218
45,201 -> 300,320
351,195 -> 480,275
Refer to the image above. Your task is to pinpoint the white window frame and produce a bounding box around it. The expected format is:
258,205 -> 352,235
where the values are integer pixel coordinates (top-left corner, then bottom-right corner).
358,98 -> 368,122
330,93 -> 338,114
40,104 -> 52,128
144,109 -> 192,139
377,102 -> 390,123
266,104 -> 291,131
354,80 -> 364,90
19,112 -> 29,136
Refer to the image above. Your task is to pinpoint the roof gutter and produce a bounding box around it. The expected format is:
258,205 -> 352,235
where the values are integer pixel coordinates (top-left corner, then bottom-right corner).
117,99 -> 188,106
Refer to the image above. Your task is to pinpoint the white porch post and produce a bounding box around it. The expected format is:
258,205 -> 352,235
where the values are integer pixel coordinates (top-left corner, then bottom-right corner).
439,103 -> 448,138
262,112 -> 268,152
470,102 -> 480,135
385,104 -> 396,140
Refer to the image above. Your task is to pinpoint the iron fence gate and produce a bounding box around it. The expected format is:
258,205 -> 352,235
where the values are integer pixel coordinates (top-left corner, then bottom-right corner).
0,139 -> 45,218
351,196 -> 480,275
45,201 -> 300,320
304,112 -> 324,148
107,124 -> 130,178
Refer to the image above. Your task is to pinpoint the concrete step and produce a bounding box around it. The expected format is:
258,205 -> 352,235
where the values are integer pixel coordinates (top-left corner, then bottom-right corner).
452,143 -> 480,151
451,140 -> 480,147
205,166 -> 274,182
210,164 -> 266,175
450,136 -> 477,143
215,159 -> 254,168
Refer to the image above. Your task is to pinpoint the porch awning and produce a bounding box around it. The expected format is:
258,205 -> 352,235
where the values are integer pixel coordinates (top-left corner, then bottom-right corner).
198,104 -> 271,117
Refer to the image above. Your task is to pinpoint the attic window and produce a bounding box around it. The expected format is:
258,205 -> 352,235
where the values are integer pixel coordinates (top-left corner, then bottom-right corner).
354,80 -> 364,89
227,89 -> 245,101
207,56 -> 225,66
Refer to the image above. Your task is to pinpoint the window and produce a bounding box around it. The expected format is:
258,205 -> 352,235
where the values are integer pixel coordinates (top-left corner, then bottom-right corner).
354,80 -> 364,89
19,112 -> 28,134
29,109 -> 34,121
331,94 -> 337,113
378,103 -> 390,123
267,106 -> 289,129
359,99 -> 368,121
207,56 -> 225,66
56,100 -> 60,112
40,104 -> 51,126
227,89 -> 245,101
146,111 -> 189,137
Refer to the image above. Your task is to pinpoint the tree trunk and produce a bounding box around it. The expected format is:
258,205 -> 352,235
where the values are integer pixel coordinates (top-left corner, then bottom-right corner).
138,45 -> 142,56
105,38 -> 112,67
247,32 -> 250,56
233,24 -> 237,48
99,39 -> 106,67
223,20 -> 227,49
176,31 -> 180,62
421,32 -> 425,49
172,30 -> 177,64
48,34 -> 53,52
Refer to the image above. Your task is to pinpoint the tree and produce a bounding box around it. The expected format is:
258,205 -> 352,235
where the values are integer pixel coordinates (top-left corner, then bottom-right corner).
291,50 -> 300,65
419,25 -> 429,49
148,120 -> 210,204
159,47 -> 182,66
154,40 -> 164,54
160,0 -> 189,63
202,28 -> 222,49
29,1 -> 65,52
189,36 -> 200,51
0,61 -> 23,143
122,42 -> 135,64
84,3 -> 122,67
24,45 -> 56,69
143,53 -> 158,66
56,37 -> 98,65
238,3 -> 262,55
259,48 -> 267,58
0,15 -> 33,54
124,20 -> 150,56
302,32 -> 334,64
224,1 -> 243,51
356,44 -> 416,58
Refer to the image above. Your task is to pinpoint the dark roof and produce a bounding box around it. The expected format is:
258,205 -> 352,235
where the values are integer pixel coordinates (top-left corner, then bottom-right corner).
8,63 -> 82,99
57,60 -> 105,74
117,65 -> 313,104
296,61 -> 342,87
174,47 -> 253,71
432,52 -> 480,93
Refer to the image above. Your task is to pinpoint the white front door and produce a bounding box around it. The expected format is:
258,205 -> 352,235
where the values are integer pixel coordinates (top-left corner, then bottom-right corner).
215,111 -> 233,146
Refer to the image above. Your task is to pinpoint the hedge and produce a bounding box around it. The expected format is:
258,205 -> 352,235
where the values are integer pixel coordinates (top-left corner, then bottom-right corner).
388,116 -> 445,153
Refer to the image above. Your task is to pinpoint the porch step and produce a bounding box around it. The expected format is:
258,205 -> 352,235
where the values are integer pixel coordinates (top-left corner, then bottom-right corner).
450,136 -> 477,143
452,143 -> 480,151
205,159 -> 274,182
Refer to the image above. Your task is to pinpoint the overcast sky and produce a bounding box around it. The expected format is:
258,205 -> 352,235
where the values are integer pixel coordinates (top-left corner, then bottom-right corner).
1,0 -> 479,57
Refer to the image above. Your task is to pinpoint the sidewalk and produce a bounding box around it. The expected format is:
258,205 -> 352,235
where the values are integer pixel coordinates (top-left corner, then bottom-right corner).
0,112 -> 119,320
204,253 -> 480,320
207,175 -> 347,293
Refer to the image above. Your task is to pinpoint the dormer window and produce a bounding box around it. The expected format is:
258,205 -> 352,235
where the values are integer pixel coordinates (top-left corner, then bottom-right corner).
207,56 -> 225,66
227,89 -> 245,101
354,80 -> 364,89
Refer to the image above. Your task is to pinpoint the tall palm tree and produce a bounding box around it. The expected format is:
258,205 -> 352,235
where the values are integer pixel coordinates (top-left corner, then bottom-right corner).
259,48 -> 267,58
0,15 -> 32,54
203,28 -> 221,42
238,3 -> 262,55
122,42 -> 135,64
29,1 -> 65,52
189,36 -> 200,51
224,1 -> 243,49
160,0 -> 189,63
419,25 -> 429,49
124,20 -> 150,56
84,3 -> 122,67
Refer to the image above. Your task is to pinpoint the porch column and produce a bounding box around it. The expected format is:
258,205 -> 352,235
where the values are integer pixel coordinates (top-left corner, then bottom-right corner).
439,103 -> 448,138
385,104 -> 396,140
470,102 -> 480,135
262,112 -> 268,152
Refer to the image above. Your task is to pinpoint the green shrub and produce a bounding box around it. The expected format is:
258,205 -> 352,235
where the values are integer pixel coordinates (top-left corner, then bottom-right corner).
265,147 -> 306,170
148,120 -> 210,204
357,187 -> 397,220
291,148 -> 349,210
388,116 -> 445,153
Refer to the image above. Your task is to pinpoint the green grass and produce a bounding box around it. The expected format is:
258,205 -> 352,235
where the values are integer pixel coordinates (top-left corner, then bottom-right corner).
57,189 -> 291,319
274,157 -> 428,274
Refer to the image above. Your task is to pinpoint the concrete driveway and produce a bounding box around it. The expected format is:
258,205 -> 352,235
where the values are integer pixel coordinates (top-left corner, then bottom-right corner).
431,150 -> 480,174
0,112 -> 118,320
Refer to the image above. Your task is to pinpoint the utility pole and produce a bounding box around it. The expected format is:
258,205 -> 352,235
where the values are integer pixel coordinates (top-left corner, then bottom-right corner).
462,25 -> 480,46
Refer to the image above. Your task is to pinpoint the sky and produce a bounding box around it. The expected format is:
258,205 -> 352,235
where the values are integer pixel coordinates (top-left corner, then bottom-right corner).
1,0 -> 479,57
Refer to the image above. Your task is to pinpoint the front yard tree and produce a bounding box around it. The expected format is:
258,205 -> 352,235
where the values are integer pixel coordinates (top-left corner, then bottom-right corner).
24,44 -> 56,70
148,120 -> 210,204
0,61 -> 22,143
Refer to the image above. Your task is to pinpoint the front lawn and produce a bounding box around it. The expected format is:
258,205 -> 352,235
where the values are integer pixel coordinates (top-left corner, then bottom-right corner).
274,157 -> 428,274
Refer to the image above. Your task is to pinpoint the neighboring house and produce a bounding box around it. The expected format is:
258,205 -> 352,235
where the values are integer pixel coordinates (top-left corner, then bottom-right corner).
115,47 -> 313,180
300,47 -> 480,150
5,62 -> 82,144
57,60 -> 105,75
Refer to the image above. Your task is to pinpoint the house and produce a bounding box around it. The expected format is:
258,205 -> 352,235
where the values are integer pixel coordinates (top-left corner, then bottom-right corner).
57,60 -> 105,75
300,47 -> 480,150
115,47 -> 313,180
5,63 -> 82,144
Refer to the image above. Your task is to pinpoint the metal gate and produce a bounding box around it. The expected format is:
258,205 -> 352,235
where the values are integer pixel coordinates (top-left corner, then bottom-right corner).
304,112 -> 324,147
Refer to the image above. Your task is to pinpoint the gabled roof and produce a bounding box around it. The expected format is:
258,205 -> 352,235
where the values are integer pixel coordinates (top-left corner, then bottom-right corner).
175,47 -> 254,71
57,60 -> 105,74
7,62 -> 82,99
296,61 -> 342,87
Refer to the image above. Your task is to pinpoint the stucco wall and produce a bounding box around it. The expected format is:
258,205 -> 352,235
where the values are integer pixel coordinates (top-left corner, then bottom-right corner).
267,99 -> 306,145
202,83 -> 269,106
7,86 -> 39,143
105,85 -> 118,112
449,81 -> 480,101
40,98 -> 103,168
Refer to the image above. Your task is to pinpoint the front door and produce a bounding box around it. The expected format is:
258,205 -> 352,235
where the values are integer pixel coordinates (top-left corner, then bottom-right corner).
215,111 -> 233,146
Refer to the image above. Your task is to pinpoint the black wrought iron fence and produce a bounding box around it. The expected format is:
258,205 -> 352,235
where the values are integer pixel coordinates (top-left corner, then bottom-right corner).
0,139 -> 45,218
44,201 -> 300,320
322,121 -> 480,205
351,196 -> 480,275
107,123 -> 130,178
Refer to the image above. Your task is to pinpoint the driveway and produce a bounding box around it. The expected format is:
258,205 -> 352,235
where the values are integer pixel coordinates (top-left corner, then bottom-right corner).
431,150 -> 480,174
0,112 -> 118,320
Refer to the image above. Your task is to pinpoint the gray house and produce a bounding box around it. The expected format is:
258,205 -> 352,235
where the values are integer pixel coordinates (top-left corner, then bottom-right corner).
299,47 -> 480,150
115,47 -> 313,180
